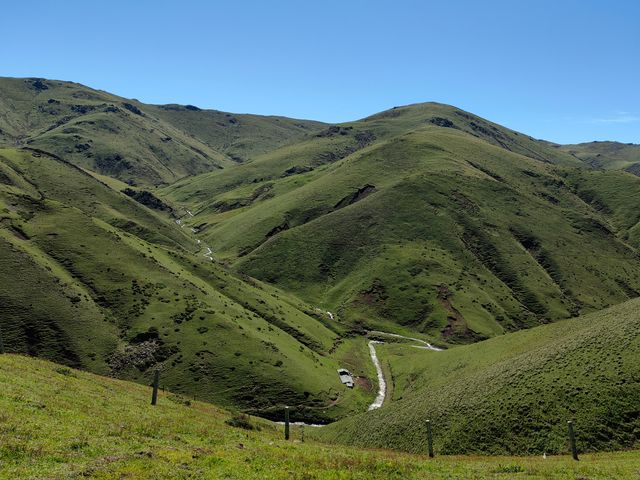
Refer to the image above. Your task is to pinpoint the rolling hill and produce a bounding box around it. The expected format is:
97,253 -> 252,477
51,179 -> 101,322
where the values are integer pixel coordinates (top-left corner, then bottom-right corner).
144,102 -> 325,163
315,298 -> 640,455
561,141 -> 640,175
0,77 -> 324,186
162,103 -> 640,343
0,146 -> 372,423
1,77 -> 639,457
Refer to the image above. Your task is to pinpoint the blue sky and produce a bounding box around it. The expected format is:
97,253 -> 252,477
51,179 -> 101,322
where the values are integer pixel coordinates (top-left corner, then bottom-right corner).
2,0 -> 638,144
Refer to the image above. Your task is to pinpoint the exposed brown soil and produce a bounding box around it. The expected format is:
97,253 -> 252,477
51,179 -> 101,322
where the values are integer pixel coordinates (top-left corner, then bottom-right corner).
437,284 -> 483,343
355,376 -> 373,392
356,279 -> 387,306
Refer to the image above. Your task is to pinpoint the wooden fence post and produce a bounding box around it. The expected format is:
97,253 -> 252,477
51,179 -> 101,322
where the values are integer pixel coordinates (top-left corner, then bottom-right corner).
151,369 -> 160,406
284,406 -> 290,440
426,420 -> 434,458
567,420 -> 579,461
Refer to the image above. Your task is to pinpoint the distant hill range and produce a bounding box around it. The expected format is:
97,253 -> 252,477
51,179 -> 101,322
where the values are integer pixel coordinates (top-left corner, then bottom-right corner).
0,77 -> 324,186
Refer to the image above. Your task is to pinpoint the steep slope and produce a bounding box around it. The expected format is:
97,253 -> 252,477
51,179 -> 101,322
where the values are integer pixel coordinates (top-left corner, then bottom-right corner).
563,168 -> 640,248
0,77 -> 324,186
0,77 -> 231,186
316,298 -> 640,455
3,355 -> 637,479
0,147 -> 370,422
561,141 -> 640,176
163,104 -> 640,343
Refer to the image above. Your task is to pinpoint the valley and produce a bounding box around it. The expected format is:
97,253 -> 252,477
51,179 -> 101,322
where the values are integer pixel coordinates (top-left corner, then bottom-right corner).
1,76 -> 639,463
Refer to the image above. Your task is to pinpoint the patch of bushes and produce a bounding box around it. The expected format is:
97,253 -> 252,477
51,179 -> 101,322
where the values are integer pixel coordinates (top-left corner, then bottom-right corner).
94,154 -> 132,175
225,413 -> 260,431
122,103 -> 143,116
429,117 -> 455,128
493,464 -> 525,473
122,188 -> 172,212
167,394 -> 191,407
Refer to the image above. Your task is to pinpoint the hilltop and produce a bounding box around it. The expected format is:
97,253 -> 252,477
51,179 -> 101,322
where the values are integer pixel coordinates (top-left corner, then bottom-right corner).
0,77 -> 323,186
561,141 -> 640,175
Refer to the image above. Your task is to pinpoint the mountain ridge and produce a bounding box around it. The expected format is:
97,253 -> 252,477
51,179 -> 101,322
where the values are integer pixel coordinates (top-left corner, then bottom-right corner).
0,77 -> 325,186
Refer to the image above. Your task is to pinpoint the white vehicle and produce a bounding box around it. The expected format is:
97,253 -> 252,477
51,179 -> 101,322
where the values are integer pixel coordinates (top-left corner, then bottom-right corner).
337,368 -> 354,388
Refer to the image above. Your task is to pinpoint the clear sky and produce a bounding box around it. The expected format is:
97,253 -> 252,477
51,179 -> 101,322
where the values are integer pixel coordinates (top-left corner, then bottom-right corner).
2,0 -> 638,144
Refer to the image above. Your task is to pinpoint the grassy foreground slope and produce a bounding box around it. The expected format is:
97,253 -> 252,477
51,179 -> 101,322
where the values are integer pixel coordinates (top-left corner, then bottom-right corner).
1,354 -> 638,480
316,299 -> 640,455
164,103 -> 640,343
0,147 -> 371,422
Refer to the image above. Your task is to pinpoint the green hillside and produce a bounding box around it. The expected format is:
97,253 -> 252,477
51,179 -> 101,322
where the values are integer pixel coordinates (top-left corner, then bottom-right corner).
145,103 -> 325,163
2,77 -> 640,462
563,168 -> 640,248
163,102 -> 583,206
1,354 -> 638,479
0,77 -> 323,186
0,147 -> 372,423
163,103 -> 640,343
562,141 -> 640,175
315,298 -> 640,455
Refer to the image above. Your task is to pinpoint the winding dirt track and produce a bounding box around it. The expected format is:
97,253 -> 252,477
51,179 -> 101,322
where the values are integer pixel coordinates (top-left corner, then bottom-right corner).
367,341 -> 386,410
366,332 -> 441,411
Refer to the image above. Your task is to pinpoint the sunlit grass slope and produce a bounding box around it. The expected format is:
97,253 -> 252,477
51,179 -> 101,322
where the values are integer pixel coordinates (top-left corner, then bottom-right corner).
1,354 -> 639,479
0,147 -> 370,422
316,298 -> 640,455
144,103 -> 325,163
0,77 -> 324,186
163,104 -> 640,343
562,141 -> 640,174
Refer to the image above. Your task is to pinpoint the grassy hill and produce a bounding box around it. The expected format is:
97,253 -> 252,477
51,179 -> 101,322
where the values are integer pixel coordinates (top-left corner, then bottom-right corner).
1,354 -> 638,479
2,78 -> 640,461
0,146 -> 374,423
163,102 -> 583,206
0,77 -> 323,186
144,103 -> 325,163
315,298 -> 640,455
162,103 -> 640,343
562,141 -> 640,175
563,168 -> 640,248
